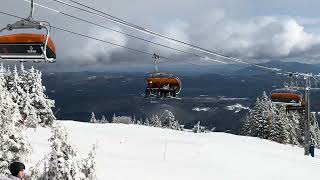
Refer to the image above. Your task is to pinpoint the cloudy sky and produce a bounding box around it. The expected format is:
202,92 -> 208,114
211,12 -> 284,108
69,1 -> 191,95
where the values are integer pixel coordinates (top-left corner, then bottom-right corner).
1,0 -> 320,71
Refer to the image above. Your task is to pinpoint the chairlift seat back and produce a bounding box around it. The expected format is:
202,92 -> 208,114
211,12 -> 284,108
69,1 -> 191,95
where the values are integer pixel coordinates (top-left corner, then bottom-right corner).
0,33 -> 56,60
271,92 -> 302,104
146,72 -> 181,94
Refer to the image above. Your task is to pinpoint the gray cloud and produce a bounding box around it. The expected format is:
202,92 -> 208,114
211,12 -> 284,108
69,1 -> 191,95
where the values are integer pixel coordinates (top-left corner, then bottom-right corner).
147,20 -> 190,57
66,25 -> 128,65
191,13 -> 320,59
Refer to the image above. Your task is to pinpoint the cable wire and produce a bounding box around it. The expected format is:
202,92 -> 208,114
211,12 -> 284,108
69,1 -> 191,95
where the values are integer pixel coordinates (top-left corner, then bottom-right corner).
47,0 -> 282,72
0,10 -> 219,67
22,0 -> 227,64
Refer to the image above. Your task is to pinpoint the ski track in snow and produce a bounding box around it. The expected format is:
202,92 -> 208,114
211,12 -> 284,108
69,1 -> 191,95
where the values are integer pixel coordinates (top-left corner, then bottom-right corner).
27,121 -> 320,180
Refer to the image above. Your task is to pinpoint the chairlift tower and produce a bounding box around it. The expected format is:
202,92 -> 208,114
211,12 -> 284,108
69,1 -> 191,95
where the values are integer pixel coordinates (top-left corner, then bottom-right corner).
304,75 -> 311,155
302,74 -> 320,155
273,73 -> 318,156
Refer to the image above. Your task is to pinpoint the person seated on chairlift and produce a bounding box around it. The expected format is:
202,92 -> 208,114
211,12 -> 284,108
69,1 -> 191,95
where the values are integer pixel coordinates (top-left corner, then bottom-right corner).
162,84 -> 170,97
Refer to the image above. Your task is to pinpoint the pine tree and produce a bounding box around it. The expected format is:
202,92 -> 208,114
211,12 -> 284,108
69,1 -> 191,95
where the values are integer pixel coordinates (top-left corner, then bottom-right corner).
27,68 -> 56,127
27,124 -> 98,180
310,113 -> 320,147
47,123 -> 82,180
90,112 -> 97,123
0,82 -> 31,175
192,121 -> 201,133
80,144 -> 98,180
8,66 -> 25,108
242,94 -> 273,139
144,117 -> 150,126
150,115 -> 161,127
192,121 -> 207,133
0,64 -> 5,91
26,156 -> 48,180
241,91 -> 317,147
0,65 -> 56,128
242,91 -> 294,143
100,115 -> 107,124
132,116 -> 137,124
160,110 -> 180,130
285,111 -> 301,145
269,107 -> 289,144
112,115 -> 133,124
18,63 -> 29,92
137,118 -> 143,125
21,91 -> 39,128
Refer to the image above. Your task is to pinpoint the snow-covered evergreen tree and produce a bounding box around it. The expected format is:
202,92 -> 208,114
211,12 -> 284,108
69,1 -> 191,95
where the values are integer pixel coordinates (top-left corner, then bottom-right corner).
242,92 -> 287,143
192,121 -> 207,133
26,156 -> 48,180
27,67 -> 56,126
80,144 -> 98,180
21,91 -> 39,128
1,64 -> 56,127
242,91 -> 320,147
27,123 -> 98,180
137,118 -> 143,125
46,123 -> 82,180
310,113 -> 320,147
242,92 -> 274,139
269,107 -> 289,144
150,115 -> 161,127
160,110 -> 181,130
112,115 -> 133,124
90,112 -> 97,123
285,111 -> 302,145
0,80 -> 31,176
18,63 -> 29,93
132,116 -> 137,124
100,115 -> 107,124
8,66 -> 25,109
144,117 -> 150,126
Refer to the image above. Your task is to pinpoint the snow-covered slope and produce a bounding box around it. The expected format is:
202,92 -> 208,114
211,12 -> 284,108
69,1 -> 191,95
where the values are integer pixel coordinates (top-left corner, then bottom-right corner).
27,121 -> 320,180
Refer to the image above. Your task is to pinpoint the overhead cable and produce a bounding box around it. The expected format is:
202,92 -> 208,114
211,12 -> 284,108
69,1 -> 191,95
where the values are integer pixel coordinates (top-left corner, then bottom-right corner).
47,0 -> 281,72
21,0 -> 228,64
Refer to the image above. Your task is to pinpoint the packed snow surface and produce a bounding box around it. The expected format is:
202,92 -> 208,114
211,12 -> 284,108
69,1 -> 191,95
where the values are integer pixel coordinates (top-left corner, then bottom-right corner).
27,121 -> 320,180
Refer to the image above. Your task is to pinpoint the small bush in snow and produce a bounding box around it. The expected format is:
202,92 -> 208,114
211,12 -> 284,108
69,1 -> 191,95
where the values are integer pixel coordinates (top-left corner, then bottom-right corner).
112,114 -> 133,124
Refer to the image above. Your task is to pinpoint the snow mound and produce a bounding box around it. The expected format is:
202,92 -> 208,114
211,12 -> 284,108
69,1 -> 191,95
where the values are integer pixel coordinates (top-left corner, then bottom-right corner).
27,121 -> 320,180
226,103 -> 250,113
192,107 -> 211,112
219,96 -> 249,101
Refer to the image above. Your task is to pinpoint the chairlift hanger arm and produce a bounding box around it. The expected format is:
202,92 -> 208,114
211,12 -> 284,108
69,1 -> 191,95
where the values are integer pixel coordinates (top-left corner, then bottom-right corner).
5,19 -> 43,31
153,53 -> 160,72
28,0 -> 34,20
4,0 -> 41,31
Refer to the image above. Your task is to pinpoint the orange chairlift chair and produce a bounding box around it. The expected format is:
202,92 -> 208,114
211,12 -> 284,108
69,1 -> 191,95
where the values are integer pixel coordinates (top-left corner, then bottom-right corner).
270,89 -> 305,112
0,0 -> 56,62
145,53 -> 182,98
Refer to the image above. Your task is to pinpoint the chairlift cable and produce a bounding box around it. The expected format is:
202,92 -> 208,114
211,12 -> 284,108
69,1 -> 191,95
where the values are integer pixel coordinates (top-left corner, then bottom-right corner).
0,11 -> 218,67
46,0 -> 284,72
21,0 -> 227,65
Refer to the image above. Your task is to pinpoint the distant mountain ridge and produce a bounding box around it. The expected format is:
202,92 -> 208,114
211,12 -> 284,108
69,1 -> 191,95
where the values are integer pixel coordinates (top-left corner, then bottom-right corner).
41,60 -> 320,133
